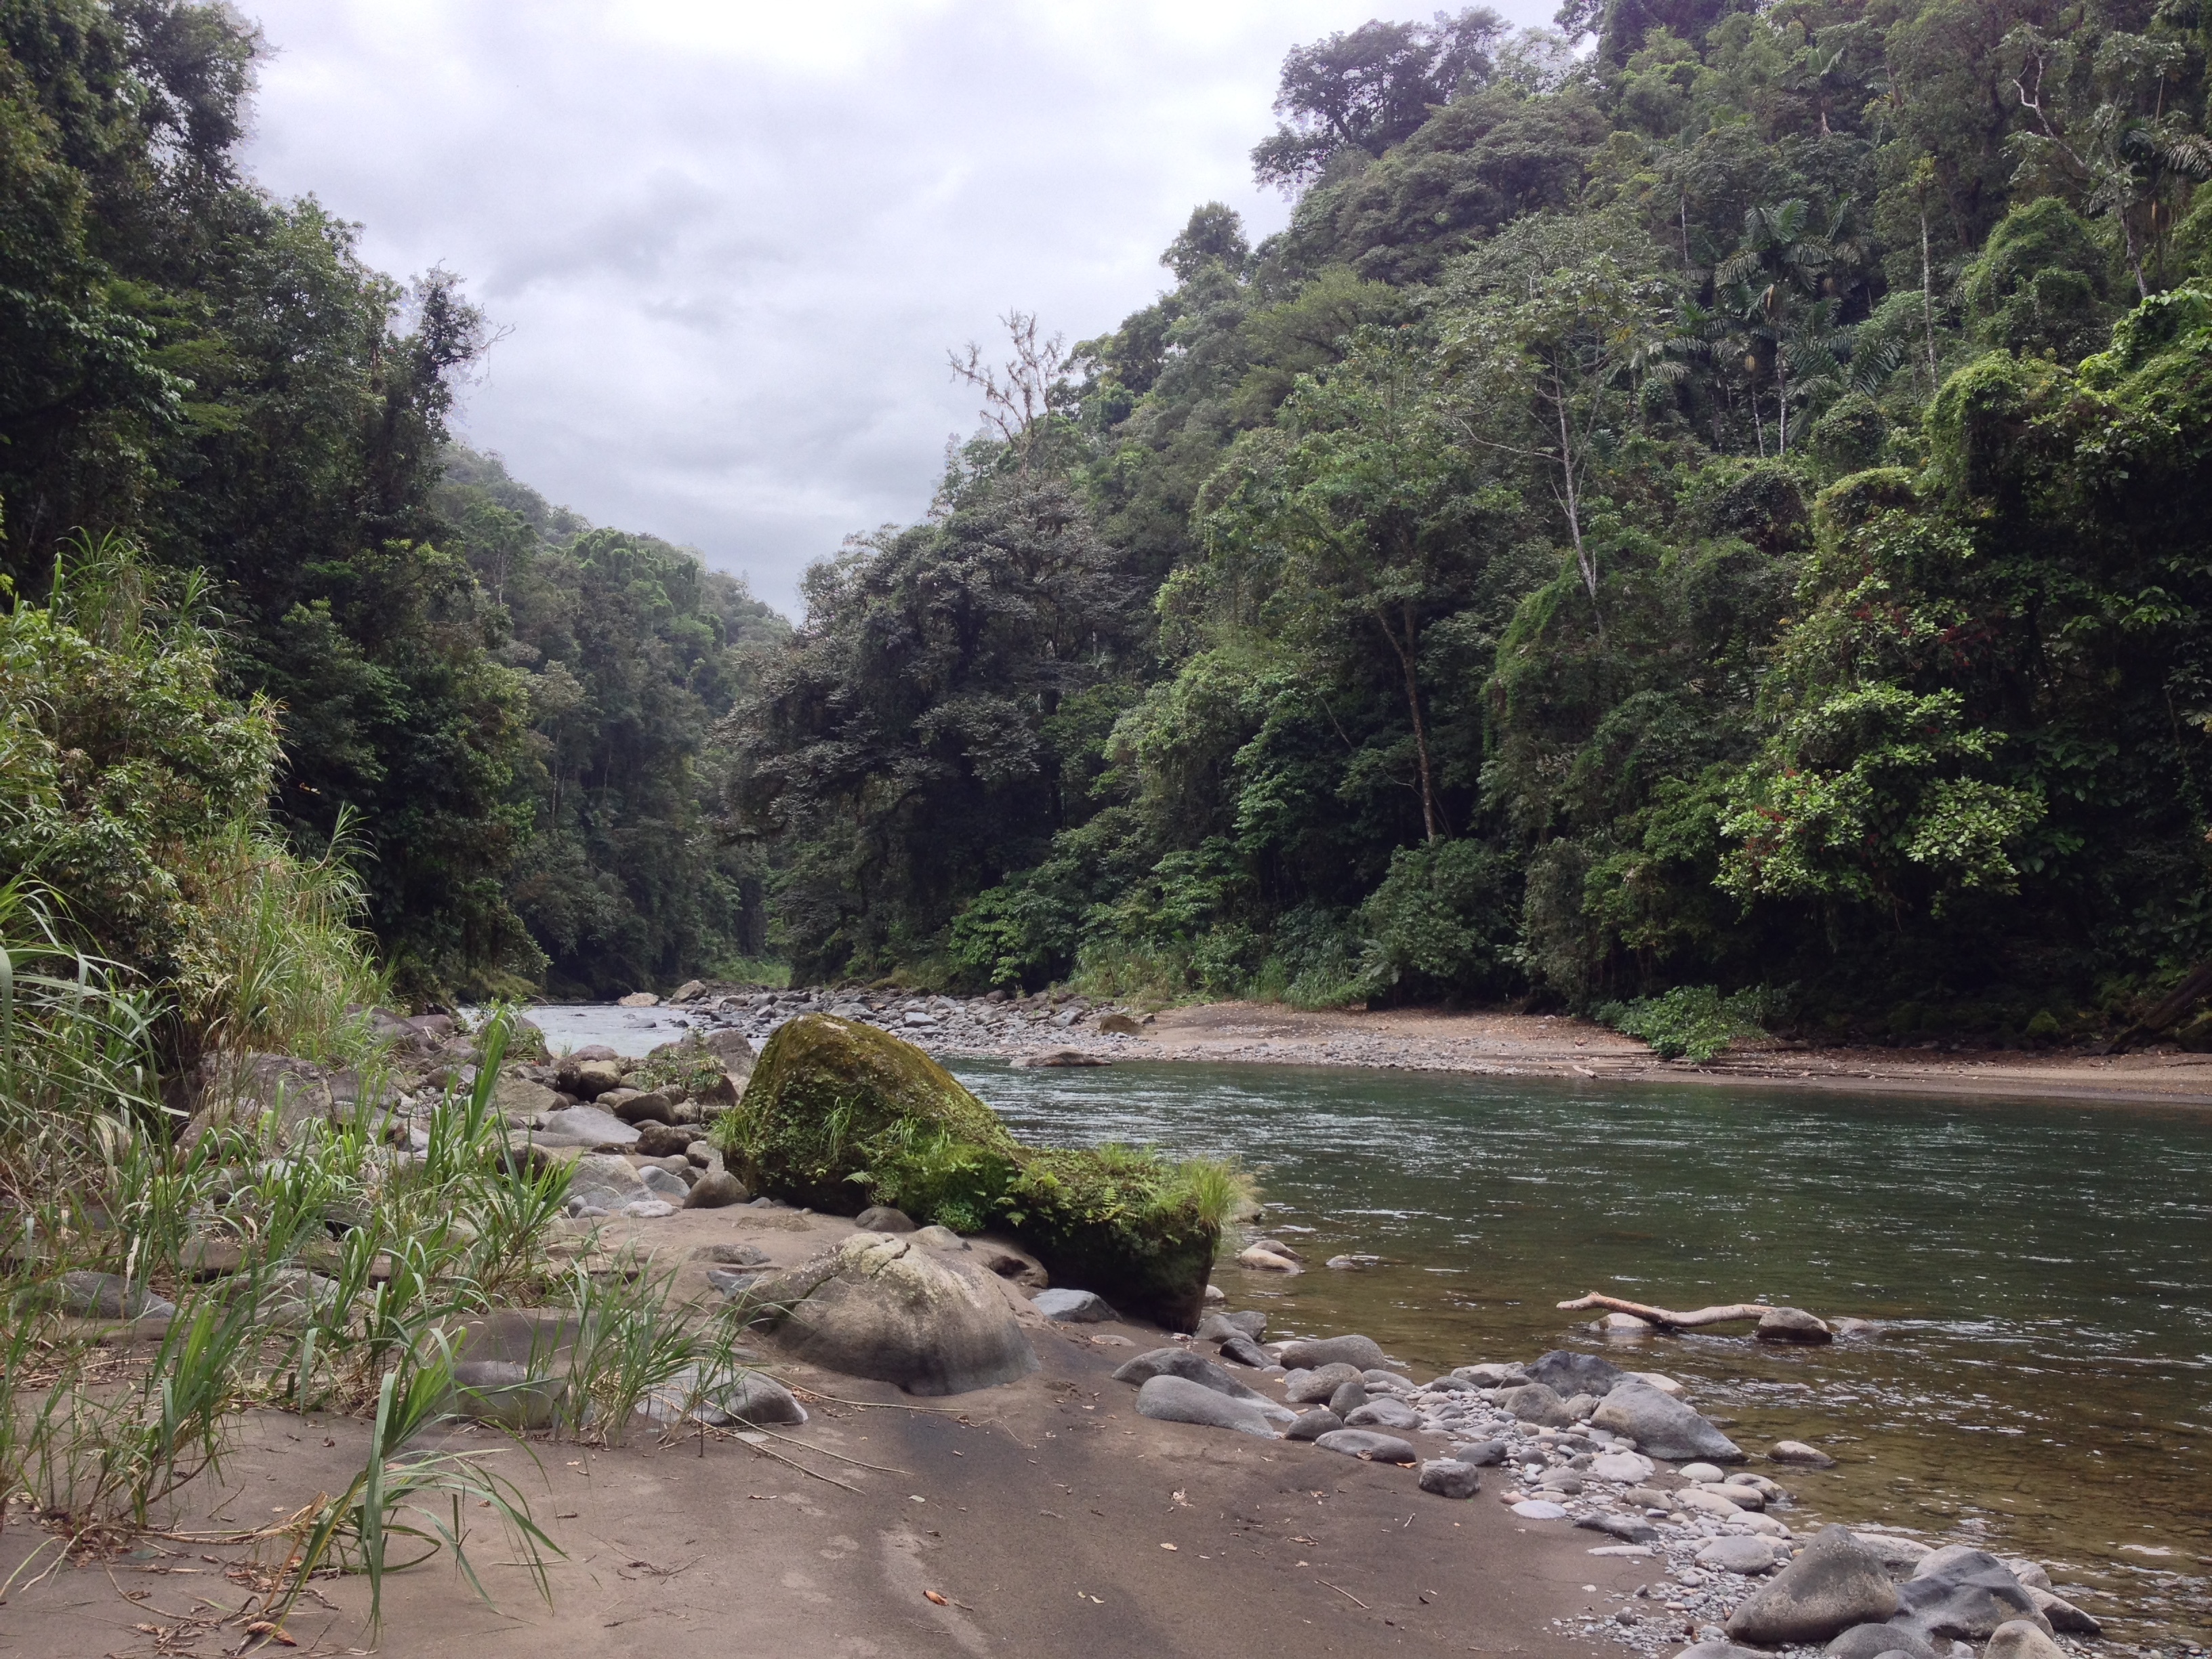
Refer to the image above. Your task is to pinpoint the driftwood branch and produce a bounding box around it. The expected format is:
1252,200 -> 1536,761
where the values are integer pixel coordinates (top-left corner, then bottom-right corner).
1555,1292 -> 1778,1328
2108,954 -> 2212,1052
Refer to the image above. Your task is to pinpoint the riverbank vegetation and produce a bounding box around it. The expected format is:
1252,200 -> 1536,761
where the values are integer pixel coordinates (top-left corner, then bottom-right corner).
724,2 -> 2212,1047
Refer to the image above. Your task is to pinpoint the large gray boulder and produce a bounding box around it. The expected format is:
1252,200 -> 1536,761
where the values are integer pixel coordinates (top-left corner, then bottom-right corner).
536,1105 -> 640,1148
1889,1550 -> 2049,1642
1822,1623 -> 1939,1659
1418,1458 -> 1482,1499
1134,1374 -> 1285,1439
1111,1347 -> 1266,1399
565,1151 -> 650,1210
1593,1380 -> 1744,1461
747,1232 -> 1038,1396
1284,1362 -> 1363,1404
1526,1349 -> 1626,1397
1724,1524 -> 1901,1645
1194,1310 -> 1266,1343
1031,1288 -> 1117,1323
1277,1334 -> 1387,1370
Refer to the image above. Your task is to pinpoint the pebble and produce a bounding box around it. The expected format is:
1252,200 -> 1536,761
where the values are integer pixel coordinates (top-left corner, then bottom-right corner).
1511,1500 -> 1571,1519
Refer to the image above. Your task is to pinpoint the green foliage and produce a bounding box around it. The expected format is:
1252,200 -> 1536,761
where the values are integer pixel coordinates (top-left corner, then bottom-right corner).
1595,983 -> 1773,1061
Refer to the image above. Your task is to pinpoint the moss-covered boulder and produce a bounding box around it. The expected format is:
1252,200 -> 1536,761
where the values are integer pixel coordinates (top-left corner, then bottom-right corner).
714,1015 -> 1225,1329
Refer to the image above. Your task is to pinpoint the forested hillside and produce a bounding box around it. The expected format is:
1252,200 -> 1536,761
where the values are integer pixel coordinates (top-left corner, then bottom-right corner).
727,1 -> 2212,1042
0,0 -> 785,1002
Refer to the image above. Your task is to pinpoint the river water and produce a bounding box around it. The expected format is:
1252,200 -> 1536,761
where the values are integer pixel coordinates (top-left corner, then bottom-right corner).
951,1059 -> 2212,1649
520,1004 -> 2211,1645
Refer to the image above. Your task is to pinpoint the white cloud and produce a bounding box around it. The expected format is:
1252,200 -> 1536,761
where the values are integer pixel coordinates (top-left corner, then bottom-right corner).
241,0 -> 1553,610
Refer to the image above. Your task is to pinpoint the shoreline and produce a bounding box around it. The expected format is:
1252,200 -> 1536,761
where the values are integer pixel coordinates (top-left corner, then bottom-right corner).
600,991 -> 2212,1111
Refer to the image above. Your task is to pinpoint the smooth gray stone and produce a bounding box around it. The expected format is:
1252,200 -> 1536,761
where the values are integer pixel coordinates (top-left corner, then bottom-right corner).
639,1164 -> 689,1198
693,1242 -> 770,1266
1526,1349 -> 1627,1398
1698,1535 -> 1778,1574
56,1270 -> 173,1321
1454,1362 -> 1528,1387
1345,1397 -> 1421,1430
1889,1551 -> 2047,1642
1981,1622 -> 2066,1659
1276,1334 -> 1387,1371
537,1105 -> 638,1147
1031,1288 -> 1118,1323
1313,1429 -> 1417,1464
1285,1362 -> 1362,1404
1497,1382 -> 1574,1427
1111,1347 -> 1267,1399
1328,1378 -> 1370,1416
1450,1438 -> 1508,1466
1576,1512 -> 1660,1545
1824,1622 -> 1940,1659
1135,1374 -> 1283,1439
1218,1334 -> 1271,1368
1725,1523 -> 1901,1645
853,1206 -> 915,1233
1593,1380 -> 1743,1462
1418,1458 -> 1482,1499
683,1169 -> 749,1208
705,1267 -> 761,1298
449,1359 -> 567,1429
1193,1309 -> 1266,1343
1286,1408 -> 1343,1441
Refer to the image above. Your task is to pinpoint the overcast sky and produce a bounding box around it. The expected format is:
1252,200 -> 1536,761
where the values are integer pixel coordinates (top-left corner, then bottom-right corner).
242,0 -> 1550,612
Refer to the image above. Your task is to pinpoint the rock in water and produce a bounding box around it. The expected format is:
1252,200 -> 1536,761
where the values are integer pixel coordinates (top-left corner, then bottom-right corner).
1773,1438 -> 1837,1466
1135,1374 -> 1283,1439
732,1015 -> 1216,1328
1592,1380 -> 1744,1461
1982,1622 -> 2068,1659
1111,1347 -> 1267,1399
1313,1429 -> 1417,1465
1756,1306 -> 1833,1343
1526,1349 -> 1626,1397
1418,1459 -> 1482,1499
1031,1288 -> 1117,1323
1237,1246 -> 1300,1271
1277,1335 -> 1388,1371
2027,1587 -> 2100,1635
1724,1523 -> 1901,1645
1496,1382 -> 1575,1427
1891,1551 -> 2048,1641
747,1232 -> 1038,1396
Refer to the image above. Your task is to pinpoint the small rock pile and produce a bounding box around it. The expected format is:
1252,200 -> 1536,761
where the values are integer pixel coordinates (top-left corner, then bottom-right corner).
657,987 -> 1151,1064
1083,1314 -> 2118,1659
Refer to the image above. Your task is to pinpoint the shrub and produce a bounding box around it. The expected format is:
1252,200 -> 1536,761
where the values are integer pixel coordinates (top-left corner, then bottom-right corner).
1595,984 -> 1773,1062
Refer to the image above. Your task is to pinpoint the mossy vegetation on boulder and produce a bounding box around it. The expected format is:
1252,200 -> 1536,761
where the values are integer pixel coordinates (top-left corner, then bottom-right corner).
713,1015 -> 1233,1328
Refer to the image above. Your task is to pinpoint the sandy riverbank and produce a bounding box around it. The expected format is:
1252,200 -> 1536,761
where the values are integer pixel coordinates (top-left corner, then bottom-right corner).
939,1002 -> 2212,1109
0,1203 -> 1635,1659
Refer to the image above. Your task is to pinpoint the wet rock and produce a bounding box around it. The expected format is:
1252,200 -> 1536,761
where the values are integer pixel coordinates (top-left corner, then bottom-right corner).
1031,1288 -> 1117,1323
1527,1349 -> 1626,1397
1723,1523 -> 1901,1645
1892,1550 -> 2048,1642
682,1170 -> 749,1208
1454,1362 -> 1529,1387
2025,1587 -> 2100,1635
1698,1536 -> 1778,1574
1756,1307 -> 1833,1343
1773,1438 -> 1837,1467
1135,1374 -> 1284,1439
1015,1048 -> 1108,1068
747,1231 -> 1039,1396
1418,1458 -> 1483,1499
1313,1429 -> 1417,1465
1496,1382 -> 1576,1427
1236,1246 -> 1300,1271
1286,1408 -> 1343,1441
1193,1310 -> 1266,1343
1111,1347 -> 1268,1399
1593,1381 -> 1744,1462
1277,1335 -> 1387,1371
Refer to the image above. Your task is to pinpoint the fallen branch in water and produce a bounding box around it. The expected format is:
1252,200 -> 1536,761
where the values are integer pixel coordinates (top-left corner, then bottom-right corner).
1555,1292 -> 1777,1328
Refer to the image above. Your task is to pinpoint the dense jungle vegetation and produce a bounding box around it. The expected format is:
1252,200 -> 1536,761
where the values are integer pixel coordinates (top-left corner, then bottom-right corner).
11,0 -> 2212,1047
726,0 -> 2212,1043
0,0 -> 786,1005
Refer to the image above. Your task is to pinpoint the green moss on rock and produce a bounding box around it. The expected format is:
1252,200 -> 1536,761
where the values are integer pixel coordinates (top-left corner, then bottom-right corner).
713,1015 -> 1225,1328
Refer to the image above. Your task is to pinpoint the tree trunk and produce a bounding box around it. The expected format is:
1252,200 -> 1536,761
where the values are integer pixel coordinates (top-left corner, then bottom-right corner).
1378,602 -> 1442,844
1555,1292 -> 1779,1328
1920,207 -> 1939,390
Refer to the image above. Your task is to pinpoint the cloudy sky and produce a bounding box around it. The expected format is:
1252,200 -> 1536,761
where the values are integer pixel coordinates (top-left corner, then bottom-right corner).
242,0 -> 1550,611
